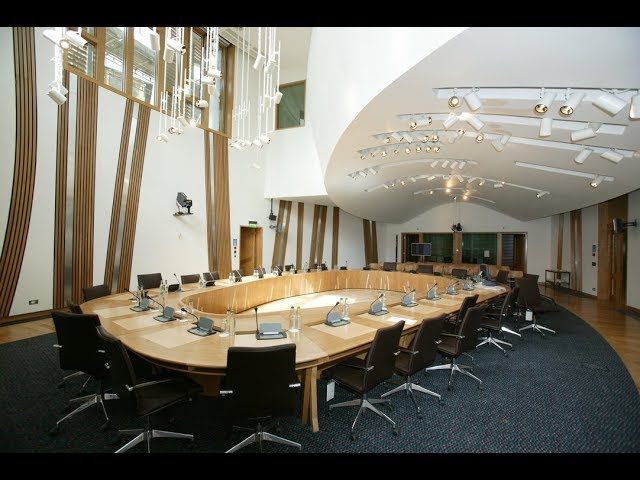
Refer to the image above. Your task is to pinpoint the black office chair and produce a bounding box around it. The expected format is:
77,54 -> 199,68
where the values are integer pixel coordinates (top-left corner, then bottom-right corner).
329,321 -> 405,440
479,264 -> 491,280
137,273 -> 162,290
477,287 -> 521,354
50,311 -> 115,435
96,326 -> 202,453
416,264 -> 434,275
495,270 -> 510,285
383,262 -> 397,272
222,344 -> 301,453
451,268 -> 468,279
82,284 -> 111,302
285,264 -> 295,272
180,274 -> 200,284
516,276 -> 559,337
203,271 -> 220,281
443,293 -> 478,334
425,304 -> 487,390
381,315 -> 445,418
67,300 -> 83,314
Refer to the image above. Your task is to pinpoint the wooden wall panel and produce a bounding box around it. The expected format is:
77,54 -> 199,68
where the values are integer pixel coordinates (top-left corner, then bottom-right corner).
117,105 -> 150,292
556,213 -> 564,270
204,131 -> 215,271
0,28 -> 38,317
213,133 -> 231,278
309,205 -> 320,267
103,99 -> 133,290
296,202 -> 304,269
71,78 -> 99,303
597,203 -> 610,299
316,205 -> 328,266
453,232 -> 462,264
371,220 -> 378,263
363,219 -> 372,265
331,206 -> 339,268
279,201 -> 292,265
570,210 -> 582,291
53,69 -> 70,309
272,200 -> 286,268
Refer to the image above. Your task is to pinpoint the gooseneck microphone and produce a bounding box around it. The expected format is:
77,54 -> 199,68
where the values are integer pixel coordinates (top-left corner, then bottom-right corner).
174,273 -> 181,285
368,292 -> 384,312
180,307 -> 199,324
325,301 -> 341,325
254,307 -> 259,333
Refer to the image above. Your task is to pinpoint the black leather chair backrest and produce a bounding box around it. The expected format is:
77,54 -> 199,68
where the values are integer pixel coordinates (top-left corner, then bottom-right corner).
203,271 -> 220,281
383,262 -> 397,272
451,268 -> 468,278
523,273 -> 539,282
67,300 -> 83,314
516,276 -> 541,309
495,270 -> 510,284
137,273 -> 162,289
503,286 -> 520,319
235,269 -> 244,277
285,264 -> 295,272
458,304 -> 487,356
405,315 -> 445,376
362,320 -> 405,390
416,264 -> 434,274
52,311 -> 105,378
454,293 -> 478,324
82,284 -> 111,302
225,344 -> 298,421
180,274 -> 200,284
96,326 -> 139,403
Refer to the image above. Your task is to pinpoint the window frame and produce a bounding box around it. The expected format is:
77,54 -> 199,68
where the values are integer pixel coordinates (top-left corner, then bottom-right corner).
276,80 -> 306,130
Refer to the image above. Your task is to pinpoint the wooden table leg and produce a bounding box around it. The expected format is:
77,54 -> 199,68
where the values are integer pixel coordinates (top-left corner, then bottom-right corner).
301,368 -> 310,425
309,365 -> 319,432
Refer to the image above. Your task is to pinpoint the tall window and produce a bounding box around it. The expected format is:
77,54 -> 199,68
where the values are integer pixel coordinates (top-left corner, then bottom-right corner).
64,28 -> 96,78
132,28 -> 157,105
422,233 -> 454,263
104,27 -> 125,91
208,45 -> 226,132
462,233 -> 498,264
276,81 -> 305,129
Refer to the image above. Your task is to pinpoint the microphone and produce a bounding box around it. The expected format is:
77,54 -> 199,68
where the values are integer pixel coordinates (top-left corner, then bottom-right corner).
426,282 -> 440,301
173,273 -> 182,291
401,287 -> 417,307
254,307 -> 259,334
255,306 -> 286,339
126,288 -> 151,311
180,307 -> 199,324
446,280 -> 459,295
325,301 -> 341,325
368,293 -> 386,315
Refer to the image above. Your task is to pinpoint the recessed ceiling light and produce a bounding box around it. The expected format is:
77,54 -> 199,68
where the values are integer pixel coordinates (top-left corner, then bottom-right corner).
475,133 -> 484,143
383,183 -> 389,189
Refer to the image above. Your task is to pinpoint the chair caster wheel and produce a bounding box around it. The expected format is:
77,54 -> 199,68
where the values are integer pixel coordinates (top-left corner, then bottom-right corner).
392,427 -> 399,436
57,381 -> 65,389
78,389 -> 88,396
49,425 -> 60,436
478,384 -> 485,391
417,413 -> 424,420
438,399 -> 445,406
62,405 -> 73,414
350,433 -> 356,441
100,421 -> 110,432
187,441 -> 195,450
447,385 -> 453,391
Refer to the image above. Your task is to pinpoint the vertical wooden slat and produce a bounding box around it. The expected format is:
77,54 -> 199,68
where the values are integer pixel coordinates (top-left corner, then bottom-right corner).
570,210 -> 582,292
296,202 -> 304,270
279,201 -> 292,265
225,45 -> 235,137
213,132 -> 231,278
309,205 -> 319,267
371,220 -> 378,263
363,219 -> 371,266
453,232 -> 462,264
496,233 -> 503,267
597,203 -> 609,300
53,69 -> 70,308
331,206 -> 339,268
203,131 -> 215,270
117,105 -> 150,292
0,28 -> 38,316
316,205 -> 328,266
556,213 -> 564,270
271,200 -> 286,268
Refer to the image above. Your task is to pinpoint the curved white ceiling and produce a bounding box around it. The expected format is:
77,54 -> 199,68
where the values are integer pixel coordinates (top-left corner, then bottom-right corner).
325,27 -> 640,222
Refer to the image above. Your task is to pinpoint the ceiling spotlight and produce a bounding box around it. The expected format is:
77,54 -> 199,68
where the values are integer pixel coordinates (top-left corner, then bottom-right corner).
400,180 -> 406,186
405,147 -> 411,154
416,146 -> 422,152
463,195 -> 468,200
394,149 -> 399,155
441,160 -> 449,168
177,115 -> 189,127
475,133 -> 484,143
391,132 -> 403,142
425,146 -> 432,153
403,133 -> 414,143
458,161 -> 466,169
358,171 -> 367,178
455,174 -> 464,183
536,191 -> 549,198
65,30 -> 87,49
464,89 -> 482,111
448,89 -> 461,108
534,90 -> 556,114
450,161 -> 459,169
195,99 -> 209,108
491,134 -> 511,152
593,91 -> 627,116
360,155 -> 365,160
165,37 -> 186,54
571,126 -> 596,143
384,137 -> 391,143
43,29 -> 70,49
368,167 -> 378,175
445,188 -> 451,193
416,116 -> 432,127
251,162 -> 261,169
259,135 -> 271,145
274,91 -> 283,104
630,92 -> 640,119
443,113 -> 459,130
478,179 -> 485,186
391,182 -> 396,187
429,190 -> 434,195
574,148 -> 592,164
431,134 -> 439,142
409,176 -> 417,183
559,91 -> 585,117
590,175 -> 604,188
381,151 -> 387,157
427,175 -> 436,181
539,117 -> 552,137
430,160 -> 439,168
465,114 -> 484,131
252,138 -> 263,148
370,151 -> 376,157
493,182 -> 504,188
409,121 -> 418,130
47,87 -> 67,105
433,146 -> 441,153
383,183 -> 389,189
163,47 -> 176,64
156,133 -> 169,143
467,177 -> 477,184
601,149 -> 623,163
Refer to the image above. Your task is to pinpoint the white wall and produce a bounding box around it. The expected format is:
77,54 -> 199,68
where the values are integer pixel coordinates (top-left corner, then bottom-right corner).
581,206 -> 598,295
93,88 -> 126,284
627,189 -> 640,309
10,28 -> 59,314
0,27 -> 15,252
306,27 -> 467,173
562,212 -> 572,273
280,65 -> 306,85
130,109 -> 209,290
377,202 -> 553,280
338,209 -> 366,269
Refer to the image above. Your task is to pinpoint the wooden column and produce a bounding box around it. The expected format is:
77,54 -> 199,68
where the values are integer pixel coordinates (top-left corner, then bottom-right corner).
570,210 -> 582,292
331,206 -> 339,268
371,221 -> 378,263
296,202 -> 304,269
557,213 -> 564,270
363,219 -> 372,265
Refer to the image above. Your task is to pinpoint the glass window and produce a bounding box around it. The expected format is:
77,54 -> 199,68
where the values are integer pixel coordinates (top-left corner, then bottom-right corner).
276,81 -> 305,129
462,233 -> 497,264
422,234 -> 454,263
66,42 -> 95,78
132,27 -> 157,105
208,45 -> 226,132
82,27 -> 95,36
104,27 -> 125,90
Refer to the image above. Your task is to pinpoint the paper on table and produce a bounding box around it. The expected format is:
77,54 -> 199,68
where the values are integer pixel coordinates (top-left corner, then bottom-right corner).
386,316 -> 416,325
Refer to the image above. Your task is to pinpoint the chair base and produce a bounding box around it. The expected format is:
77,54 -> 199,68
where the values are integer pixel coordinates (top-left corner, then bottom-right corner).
226,423 -> 301,453
501,325 -> 522,338
518,315 -> 555,336
477,331 -> 512,355
329,393 -> 398,438
381,376 -> 443,419
116,427 -> 194,453
51,391 -> 117,434
425,358 -> 483,390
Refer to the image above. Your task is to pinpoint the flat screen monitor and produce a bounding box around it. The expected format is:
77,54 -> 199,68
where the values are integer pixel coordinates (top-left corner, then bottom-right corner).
612,217 -> 624,234
410,243 -> 432,257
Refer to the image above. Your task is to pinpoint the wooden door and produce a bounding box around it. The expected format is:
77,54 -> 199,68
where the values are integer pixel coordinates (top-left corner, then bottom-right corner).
402,233 -> 420,262
609,229 -> 627,307
514,234 -> 527,273
240,227 -> 263,275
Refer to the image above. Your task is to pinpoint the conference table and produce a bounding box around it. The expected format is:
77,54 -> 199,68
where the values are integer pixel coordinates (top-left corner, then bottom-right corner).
82,270 -> 506,432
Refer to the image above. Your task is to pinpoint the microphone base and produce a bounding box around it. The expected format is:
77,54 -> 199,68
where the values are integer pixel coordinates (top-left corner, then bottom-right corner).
130,305 -> 150,312
153,315 -> 175,322
368,309 -> 389,316
255,331 -> 287,340
325,319 -> 350,327
401,301 -> 418,307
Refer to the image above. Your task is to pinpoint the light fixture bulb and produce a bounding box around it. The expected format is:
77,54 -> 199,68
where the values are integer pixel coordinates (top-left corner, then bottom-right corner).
429,190 -> 434,195
559,91 -> 585,117
409,121 -> 417,130
464,90 -> 482,111
534,91 -> 556,114
475,133 -> 484,143
384,137 -> 391,144
448,95 -> 460,108
433,146 -> 441,153
405,147 -> 411,154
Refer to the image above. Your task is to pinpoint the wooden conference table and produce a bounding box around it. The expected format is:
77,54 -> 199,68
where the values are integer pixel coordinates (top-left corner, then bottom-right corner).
82,270 -> 506,432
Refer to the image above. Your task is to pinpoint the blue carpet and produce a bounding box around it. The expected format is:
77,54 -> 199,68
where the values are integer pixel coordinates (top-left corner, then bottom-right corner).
0,306 -> 639,454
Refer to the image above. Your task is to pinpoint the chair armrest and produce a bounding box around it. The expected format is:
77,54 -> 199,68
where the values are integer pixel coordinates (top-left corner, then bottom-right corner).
440,332 -> 464,339
125,378 -> 174,392
53,344 -> 62,348
398,346 -> 419,355
339,362 -> 374,372
540,294 -> 557,305
289,382 -> 301,388
435,339 -> 442,344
